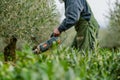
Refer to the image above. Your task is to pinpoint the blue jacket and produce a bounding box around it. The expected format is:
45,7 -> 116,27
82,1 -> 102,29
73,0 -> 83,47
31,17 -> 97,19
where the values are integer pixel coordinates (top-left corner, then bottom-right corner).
58,0 -> 92,32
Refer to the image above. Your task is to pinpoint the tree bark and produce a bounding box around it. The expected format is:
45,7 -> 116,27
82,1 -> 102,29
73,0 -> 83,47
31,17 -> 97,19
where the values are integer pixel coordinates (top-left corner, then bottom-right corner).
4,36 -> 17,62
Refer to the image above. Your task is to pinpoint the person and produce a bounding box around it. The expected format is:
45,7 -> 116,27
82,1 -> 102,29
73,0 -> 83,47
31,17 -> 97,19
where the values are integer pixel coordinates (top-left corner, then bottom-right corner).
53,0 -> 99,51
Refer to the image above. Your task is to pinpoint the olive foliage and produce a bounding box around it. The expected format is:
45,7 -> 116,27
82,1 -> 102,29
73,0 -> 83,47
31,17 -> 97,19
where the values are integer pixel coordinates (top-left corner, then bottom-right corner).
0,0 -> 59,43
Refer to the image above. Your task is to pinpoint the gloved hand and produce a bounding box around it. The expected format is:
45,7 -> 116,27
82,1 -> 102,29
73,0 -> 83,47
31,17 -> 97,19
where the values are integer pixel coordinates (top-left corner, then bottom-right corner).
53,28 -> 61,37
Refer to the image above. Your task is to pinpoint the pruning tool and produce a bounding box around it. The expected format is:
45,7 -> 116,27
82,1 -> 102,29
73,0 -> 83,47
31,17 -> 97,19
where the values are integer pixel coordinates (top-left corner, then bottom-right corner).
32,33 -> 61,54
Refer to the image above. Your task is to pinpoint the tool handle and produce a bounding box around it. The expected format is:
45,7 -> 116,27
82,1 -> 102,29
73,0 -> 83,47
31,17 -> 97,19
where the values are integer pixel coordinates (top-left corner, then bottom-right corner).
50,33 -> 54,38
50,32 -> 59,38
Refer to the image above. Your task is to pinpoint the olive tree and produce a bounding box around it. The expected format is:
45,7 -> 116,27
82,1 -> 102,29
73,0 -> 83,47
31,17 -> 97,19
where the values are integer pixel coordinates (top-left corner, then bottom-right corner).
99,0 -> 120,49
0,0 -> 59,44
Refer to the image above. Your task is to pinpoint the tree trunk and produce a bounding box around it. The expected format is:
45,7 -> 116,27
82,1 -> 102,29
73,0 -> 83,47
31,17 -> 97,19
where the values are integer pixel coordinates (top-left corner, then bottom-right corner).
4,36 -> 17,62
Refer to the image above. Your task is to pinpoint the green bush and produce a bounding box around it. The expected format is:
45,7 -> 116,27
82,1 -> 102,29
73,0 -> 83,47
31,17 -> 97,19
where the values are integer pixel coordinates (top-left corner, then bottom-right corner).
0,46 -> 119,80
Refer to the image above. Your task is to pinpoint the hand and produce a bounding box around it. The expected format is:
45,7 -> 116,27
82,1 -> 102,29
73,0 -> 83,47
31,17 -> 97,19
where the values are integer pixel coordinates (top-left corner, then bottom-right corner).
53,28 -> 61,37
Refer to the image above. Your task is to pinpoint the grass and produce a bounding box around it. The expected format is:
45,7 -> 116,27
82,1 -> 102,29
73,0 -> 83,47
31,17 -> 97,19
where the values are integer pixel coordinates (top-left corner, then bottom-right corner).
0,44 -> 120,80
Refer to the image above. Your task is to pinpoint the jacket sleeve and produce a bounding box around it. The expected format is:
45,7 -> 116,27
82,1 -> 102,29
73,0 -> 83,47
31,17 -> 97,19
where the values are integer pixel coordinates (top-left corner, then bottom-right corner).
58,0 -> 84,32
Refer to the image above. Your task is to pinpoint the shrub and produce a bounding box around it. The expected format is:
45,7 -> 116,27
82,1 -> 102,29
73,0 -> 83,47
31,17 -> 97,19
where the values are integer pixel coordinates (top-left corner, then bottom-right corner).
0,46 -> 119,80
